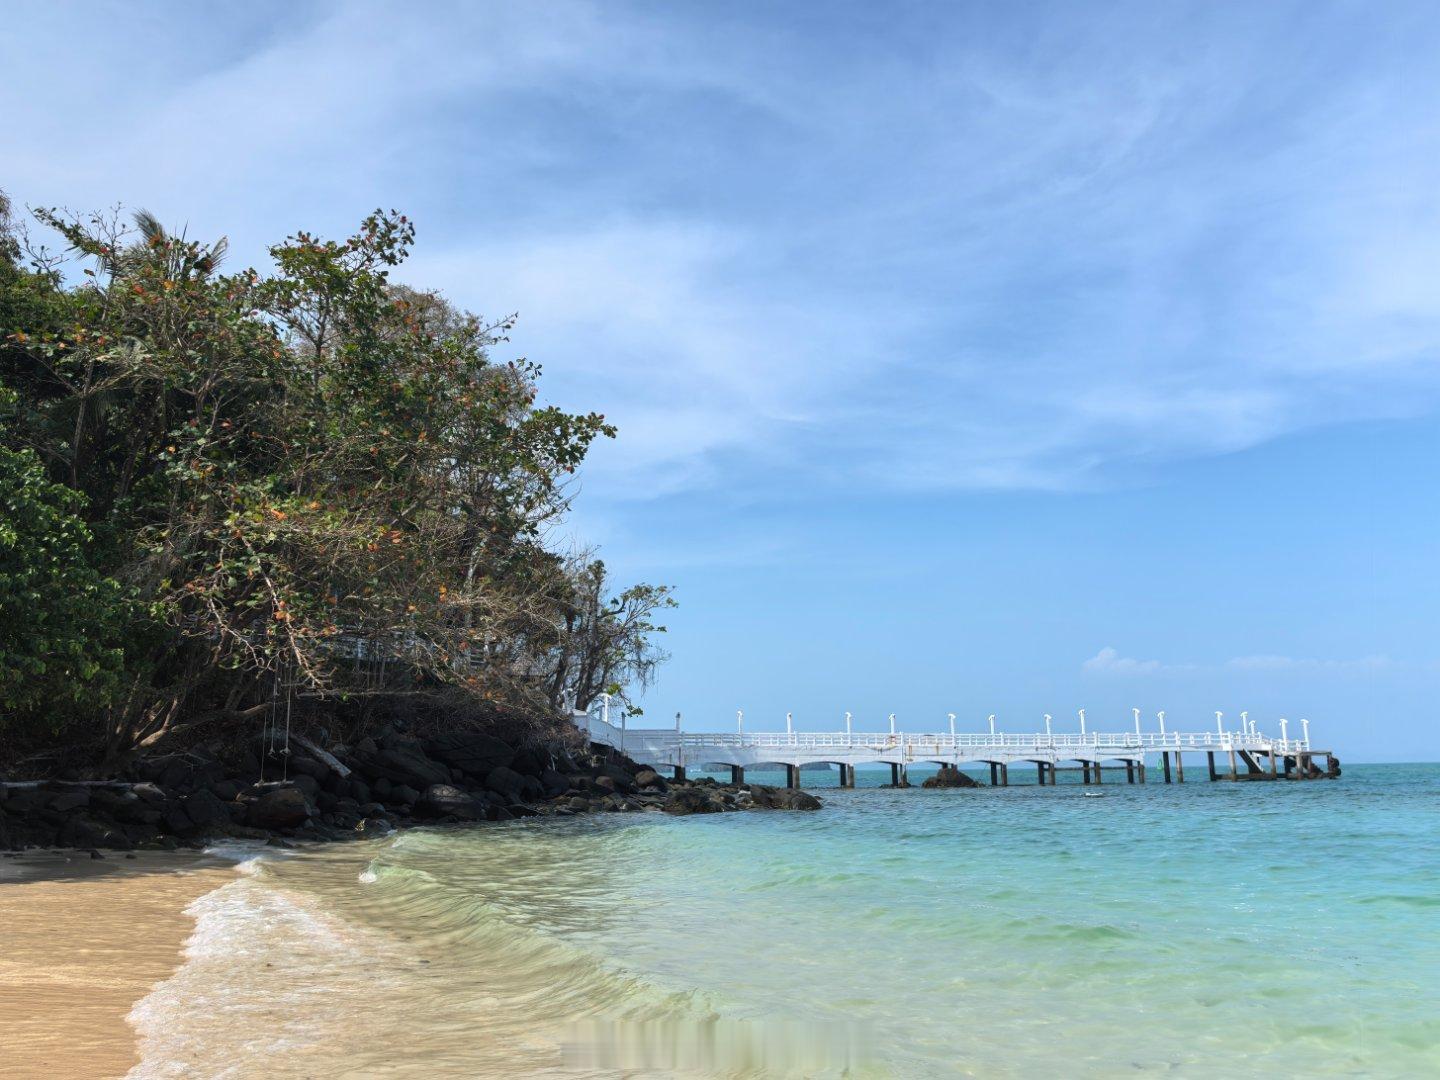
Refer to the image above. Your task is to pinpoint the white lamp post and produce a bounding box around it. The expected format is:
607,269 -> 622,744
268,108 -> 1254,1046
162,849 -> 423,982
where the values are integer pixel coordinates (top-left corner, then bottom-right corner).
889,713 -> 896,735
988,714 -> 996,737
1044,713 -> 1052,743
1216,711 -> 1224,737
1301,718 -> 1310,748
786,711 -> 793,737
845,711 -> 853,741
1078,708 -> 1086,736
948,712 -> 956,740
1241,710 -> 1249,738
737,708 -> 744,737
1132,707 -> 1141,739
1280,717 -> 1288,745
1158,711 -> 1166,739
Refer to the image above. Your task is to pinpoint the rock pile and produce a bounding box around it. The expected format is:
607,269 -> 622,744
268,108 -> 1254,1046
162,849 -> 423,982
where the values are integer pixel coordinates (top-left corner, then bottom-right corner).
0,728 -> 822,853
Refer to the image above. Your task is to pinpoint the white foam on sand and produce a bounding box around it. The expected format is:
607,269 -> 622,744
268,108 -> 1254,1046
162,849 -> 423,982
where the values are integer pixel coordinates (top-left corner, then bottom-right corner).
124,862 -> 405,1079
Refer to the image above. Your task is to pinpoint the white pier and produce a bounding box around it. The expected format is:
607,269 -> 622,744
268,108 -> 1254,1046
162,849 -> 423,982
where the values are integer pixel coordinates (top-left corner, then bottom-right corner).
576,706 -> 1337,788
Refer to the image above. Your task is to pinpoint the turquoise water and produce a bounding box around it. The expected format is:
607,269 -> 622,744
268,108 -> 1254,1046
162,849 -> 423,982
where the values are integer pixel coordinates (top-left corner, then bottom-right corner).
133,764 -> 1440,1078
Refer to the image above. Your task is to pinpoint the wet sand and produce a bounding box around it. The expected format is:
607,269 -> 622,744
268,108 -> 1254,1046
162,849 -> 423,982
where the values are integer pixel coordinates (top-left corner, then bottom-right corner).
0,853 -> 231,1080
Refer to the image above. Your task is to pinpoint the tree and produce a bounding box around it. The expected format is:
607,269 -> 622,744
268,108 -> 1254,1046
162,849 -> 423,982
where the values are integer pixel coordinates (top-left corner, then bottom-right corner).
0,437 -> 127,730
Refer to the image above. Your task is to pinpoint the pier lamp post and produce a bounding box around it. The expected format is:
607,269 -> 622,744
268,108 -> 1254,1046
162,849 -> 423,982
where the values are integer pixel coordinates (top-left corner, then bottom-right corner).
1216,711 -> 1224,739
988,714 -> 996,738
948,713 -> 956,740
1078,708 -> 1086,737
1133,708 -> 1141,740
601,692 -> 611,729
1280,718 -> 1288,746
1044,714 -> 1053,749
737,709 -> 744,738
1241,711 -> 1249,738
786,711 -> 793,739
1301,718 -> 1310,748
1158,711 -> 1166,740
845,711 -> 853,743
889,713 -> 896,736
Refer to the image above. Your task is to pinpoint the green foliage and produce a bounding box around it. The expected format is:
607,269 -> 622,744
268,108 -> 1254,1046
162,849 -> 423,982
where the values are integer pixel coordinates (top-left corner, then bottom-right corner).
0,199 -> 671,760
0,437 -> 127,725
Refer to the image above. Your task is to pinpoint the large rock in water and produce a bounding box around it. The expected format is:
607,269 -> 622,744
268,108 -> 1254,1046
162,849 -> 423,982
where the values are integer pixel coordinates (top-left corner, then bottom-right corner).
350,734 -> 451,790
922,765 -> 980,789
246,787 -> 313,831
425,732 -> 515,777
664,787 -> 725,815
418,784 -> 486,821
484,766 -> 526,802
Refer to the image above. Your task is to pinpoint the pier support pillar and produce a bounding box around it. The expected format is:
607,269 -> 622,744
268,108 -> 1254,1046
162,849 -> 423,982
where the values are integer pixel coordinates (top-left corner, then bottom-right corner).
1162,752 -> 1172,783
1125,761 -> 1135,784
673,765 -> 687,782
785,764 -> 801,789
1081,762 -> 1091,784
1228,748 -> 1238,781
1207,752 -> 1218,781
838,764 -> 853,788
1036,762 -> 1046,786
988,762 -> 998,787
1175,752 -> 1185,783
1269,752 -> 1278,780
999,763 -> 1009,787
1138,762 -> 1146,783
890,763 -> 901,787
1093,762 -> 1102,784
730,765 -> 745,785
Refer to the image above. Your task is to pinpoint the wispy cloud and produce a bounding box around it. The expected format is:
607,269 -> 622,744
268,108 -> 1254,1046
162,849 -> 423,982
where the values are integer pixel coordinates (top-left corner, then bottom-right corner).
1083,647 -> 1169,675
6,1 -> 1440,499
1085,647 -> 1399,677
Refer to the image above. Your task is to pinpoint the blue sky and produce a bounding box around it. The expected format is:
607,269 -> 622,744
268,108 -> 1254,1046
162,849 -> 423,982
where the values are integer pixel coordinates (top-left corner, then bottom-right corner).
4,1 -> 1438,759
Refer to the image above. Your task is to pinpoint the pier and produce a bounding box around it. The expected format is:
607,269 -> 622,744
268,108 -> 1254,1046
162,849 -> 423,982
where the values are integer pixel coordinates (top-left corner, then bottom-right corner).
576,705 -> 1337,788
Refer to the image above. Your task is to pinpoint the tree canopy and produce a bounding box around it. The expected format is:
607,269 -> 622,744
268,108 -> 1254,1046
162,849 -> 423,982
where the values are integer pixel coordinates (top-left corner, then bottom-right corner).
0,193 -> 672,766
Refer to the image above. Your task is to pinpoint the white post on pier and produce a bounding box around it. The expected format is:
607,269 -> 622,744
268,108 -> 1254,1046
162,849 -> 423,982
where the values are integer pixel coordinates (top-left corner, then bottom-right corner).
1133,707 -> 1141,739
1301,718 -> 1310,748
1078,708 -> 1086,736
1216,711 -> 1224,738
988,714 -> 996,737
948,713 -> 956,740
845,711 -> 853,743
1044,713 -> 1052,742
1158,711 -> 1166,740
676,711 -> 682,734
889,713 -> 896,735
1241,711 -> 1249,738
737,709 -> 744,737
1280,717 -> 1288,746
601,692 -> 611,729
786,711 -> 793,738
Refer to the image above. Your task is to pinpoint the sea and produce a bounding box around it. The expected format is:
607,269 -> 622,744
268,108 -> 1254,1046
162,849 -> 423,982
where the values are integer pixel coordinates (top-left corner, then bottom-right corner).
128,762 -> 1440,1078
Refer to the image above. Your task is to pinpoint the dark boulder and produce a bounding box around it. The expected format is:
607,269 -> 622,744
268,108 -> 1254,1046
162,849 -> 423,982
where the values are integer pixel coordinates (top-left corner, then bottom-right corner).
391,784 -> 420,807
46,788 -> 91,814
418,784 -> 486,821
131,782 -> 167,804
246,787 -> 313,831
664,788 -> 724,815
539,768 -> 570,798
58,814 -> 131,850
484,765 -> 526,802
287,756 -> 330,782
633,769 -> 667,791
180,789 -> 232,830
922,765 -> 980,789
350,734 -> 450,790
288,773 -> 322,800
425,732 -> 517,777
596,764 -> 638,794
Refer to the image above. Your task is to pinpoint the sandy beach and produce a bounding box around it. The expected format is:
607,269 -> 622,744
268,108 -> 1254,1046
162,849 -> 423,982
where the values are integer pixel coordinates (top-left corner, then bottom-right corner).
0,853 -> 231,1080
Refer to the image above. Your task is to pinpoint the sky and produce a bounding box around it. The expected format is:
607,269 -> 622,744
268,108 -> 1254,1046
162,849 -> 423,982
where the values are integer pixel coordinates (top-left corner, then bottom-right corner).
3,1 -> 1437,760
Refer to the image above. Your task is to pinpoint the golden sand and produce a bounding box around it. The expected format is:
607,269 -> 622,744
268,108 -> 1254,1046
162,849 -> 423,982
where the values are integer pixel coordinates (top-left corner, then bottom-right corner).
0,853 -> 231,1080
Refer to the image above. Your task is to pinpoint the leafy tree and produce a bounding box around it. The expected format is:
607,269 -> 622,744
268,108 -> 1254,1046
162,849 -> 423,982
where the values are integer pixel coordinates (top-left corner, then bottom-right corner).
0,201 -> 672,764
0,435 -> 127,728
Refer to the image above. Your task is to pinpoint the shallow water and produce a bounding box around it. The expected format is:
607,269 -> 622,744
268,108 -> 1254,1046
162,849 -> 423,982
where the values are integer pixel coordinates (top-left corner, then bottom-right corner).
130,763 -> 1440,1078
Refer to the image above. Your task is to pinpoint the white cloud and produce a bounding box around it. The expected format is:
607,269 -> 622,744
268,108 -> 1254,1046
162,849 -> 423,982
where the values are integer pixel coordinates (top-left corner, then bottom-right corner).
1083,647 -> 1165,675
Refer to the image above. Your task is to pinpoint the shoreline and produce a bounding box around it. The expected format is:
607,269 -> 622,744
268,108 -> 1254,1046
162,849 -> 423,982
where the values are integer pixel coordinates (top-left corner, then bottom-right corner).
0,852 -> 232,1080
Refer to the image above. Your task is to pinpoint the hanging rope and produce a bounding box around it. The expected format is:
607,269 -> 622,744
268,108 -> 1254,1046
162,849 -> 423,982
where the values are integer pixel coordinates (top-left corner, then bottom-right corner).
282,664 -> 294,781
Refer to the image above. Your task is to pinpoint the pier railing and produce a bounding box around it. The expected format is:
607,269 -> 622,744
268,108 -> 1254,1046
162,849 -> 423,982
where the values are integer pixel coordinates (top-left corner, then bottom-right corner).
578,715 -> 1311,761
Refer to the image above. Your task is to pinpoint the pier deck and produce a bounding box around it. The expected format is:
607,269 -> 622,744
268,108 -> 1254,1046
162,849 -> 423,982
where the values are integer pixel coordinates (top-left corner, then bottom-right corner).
576,711 -> 1336,787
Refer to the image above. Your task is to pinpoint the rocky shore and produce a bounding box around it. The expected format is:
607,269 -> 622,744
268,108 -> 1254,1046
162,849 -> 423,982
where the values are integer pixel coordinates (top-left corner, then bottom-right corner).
0,728 -> 821,855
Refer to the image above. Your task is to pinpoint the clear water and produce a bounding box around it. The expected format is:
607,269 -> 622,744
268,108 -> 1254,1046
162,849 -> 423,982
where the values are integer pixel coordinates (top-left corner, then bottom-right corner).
130,763 -> 1440,1078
